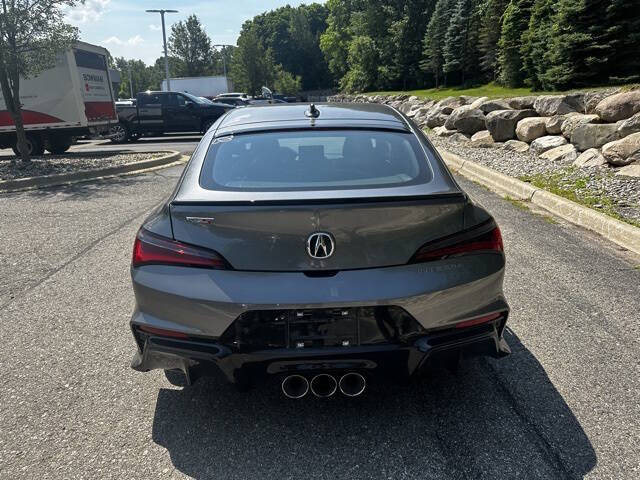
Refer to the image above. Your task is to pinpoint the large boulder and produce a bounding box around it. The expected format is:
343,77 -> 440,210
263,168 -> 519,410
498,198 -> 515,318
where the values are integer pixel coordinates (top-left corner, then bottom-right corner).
563,93 -> 589,114
444,105 -> 486,134
438,96 -> 466,109
515,117 -> 548,142
502,139 -> 530,153
399,101 -> 420,114
617,112 -> 640,137
469,96 -> 490,109
533,95 -> 578,116
425,105 -> 453,128
545,115 -> 568,135
486,109 -> 537,141
460,95 -> 480,105
449,133 -> 471,143
602,132 -> 640,166
560,114 -> 599,138
507,96 -> 537,110
585,91 -> 615,114
470,130 -> 496,148
476,99 -> 512,114
573,148 -> 608,168
539,144 -> 578,162
530,135 -> 568,154
432,125 -> 457,137
594,90 -> 640,122
615,164 -> 640,178
571,123 -> 619,151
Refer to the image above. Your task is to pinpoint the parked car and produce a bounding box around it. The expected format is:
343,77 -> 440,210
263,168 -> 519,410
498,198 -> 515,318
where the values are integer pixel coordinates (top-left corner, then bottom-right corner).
213,97 -> 249,107
0,41 -> 117,155
129,103 -> 510,397
111,91 -> 232,143
247,98 -> 287,105
215,92 -> 248,99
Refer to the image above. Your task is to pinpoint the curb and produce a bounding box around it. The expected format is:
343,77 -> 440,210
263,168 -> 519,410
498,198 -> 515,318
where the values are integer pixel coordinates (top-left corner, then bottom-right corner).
440,149 -> 640,256
0,151 -> 184,193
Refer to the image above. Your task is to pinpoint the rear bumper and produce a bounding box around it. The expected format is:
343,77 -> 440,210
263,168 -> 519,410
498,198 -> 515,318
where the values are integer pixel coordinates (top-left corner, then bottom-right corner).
131,253 -> 508,337
130,314 -> 510,384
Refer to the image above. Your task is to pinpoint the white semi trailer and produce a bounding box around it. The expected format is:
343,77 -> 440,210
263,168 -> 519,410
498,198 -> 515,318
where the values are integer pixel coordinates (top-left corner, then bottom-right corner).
0,41 -> 117,155
161,76 -> 232,99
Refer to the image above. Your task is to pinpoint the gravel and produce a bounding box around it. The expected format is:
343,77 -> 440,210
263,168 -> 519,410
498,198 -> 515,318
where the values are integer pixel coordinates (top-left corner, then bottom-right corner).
428,133 -> 640,225
0,152 -> 170,181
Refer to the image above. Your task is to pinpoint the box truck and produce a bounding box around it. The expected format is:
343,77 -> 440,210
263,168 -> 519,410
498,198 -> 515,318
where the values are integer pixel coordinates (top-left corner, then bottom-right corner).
0,41 -> 117,155
161,75 -> 232,99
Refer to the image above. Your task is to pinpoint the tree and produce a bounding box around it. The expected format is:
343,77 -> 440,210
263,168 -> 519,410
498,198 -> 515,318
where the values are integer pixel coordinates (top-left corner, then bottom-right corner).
168,14 -> 213,77
340,35 -> 378,92
604,0 -> 640,84
230,24 -> 274,96
421,0 -> 455,88
320,0 -> 354,86
387,1 -> 437,90
248,3 -> 331,91
542,0 -> 640,89
498,0 -> 534,87
520,0 -> 554,90
0,0 -> 79,162
273,64 -> 301,95
114,57 -> 163,98
478,0 -> 509,81
442,0 -> 479,85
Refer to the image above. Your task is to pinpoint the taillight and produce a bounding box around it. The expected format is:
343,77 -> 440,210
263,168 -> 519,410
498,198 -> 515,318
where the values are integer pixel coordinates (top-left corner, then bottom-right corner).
137,324 -> 190,338
454,312 -> 502,329
132,228 -> 227,269
411,223 -> 503,263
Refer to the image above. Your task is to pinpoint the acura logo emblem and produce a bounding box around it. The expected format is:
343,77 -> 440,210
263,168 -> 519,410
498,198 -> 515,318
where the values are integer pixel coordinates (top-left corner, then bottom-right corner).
307,232 -> 335,259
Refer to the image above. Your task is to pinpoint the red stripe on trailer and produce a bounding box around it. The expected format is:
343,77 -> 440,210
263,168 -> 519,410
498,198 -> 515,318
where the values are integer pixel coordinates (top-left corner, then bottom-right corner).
0,110 -> 64,126
84,101 -> 116,122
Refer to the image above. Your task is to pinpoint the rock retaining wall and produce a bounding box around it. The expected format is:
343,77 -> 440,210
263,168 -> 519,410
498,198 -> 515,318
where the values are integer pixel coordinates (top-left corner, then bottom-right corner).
328,90 -> 640,177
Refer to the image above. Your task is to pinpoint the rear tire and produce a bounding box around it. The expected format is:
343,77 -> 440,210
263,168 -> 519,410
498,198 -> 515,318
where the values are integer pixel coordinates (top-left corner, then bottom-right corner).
46,136 -> 72,154
12,134 -> 44,157
110,122 -> 129,143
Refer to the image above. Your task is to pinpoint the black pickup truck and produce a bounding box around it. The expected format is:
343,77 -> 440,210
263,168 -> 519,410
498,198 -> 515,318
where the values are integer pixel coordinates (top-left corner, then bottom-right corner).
111,91 -> 232,143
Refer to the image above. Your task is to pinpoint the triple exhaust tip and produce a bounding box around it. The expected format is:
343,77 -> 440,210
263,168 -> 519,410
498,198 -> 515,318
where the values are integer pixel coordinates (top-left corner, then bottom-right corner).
281,372 -> 366,399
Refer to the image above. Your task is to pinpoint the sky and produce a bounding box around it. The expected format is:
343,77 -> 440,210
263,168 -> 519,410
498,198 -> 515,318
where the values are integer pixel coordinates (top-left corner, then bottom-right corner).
65,0 -> 316,64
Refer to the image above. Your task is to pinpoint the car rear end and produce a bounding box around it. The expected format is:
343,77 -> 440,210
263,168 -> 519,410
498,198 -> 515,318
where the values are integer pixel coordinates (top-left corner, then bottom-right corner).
129,104 -> 510,396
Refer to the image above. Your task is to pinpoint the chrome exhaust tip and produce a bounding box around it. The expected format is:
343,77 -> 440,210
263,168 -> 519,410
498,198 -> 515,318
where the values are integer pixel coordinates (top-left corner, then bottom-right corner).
339,372 -> 366,397
281,374 -> 309,399
310,374 -> 337,398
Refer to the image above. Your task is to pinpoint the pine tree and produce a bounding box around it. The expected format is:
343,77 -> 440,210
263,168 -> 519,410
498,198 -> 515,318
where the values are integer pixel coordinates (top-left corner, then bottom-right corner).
478,0 -> 509,81
540,0 -> 606,89
421,0 -> 456,87
443,0 -> 472,84
520,0 -> 554,90
602,0 -> 640,84
498,0 -> 534,87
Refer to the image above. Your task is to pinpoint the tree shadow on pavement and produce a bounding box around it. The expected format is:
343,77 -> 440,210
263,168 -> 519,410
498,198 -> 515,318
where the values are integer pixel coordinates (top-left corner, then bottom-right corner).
151,329 -> 596,480
1,166 -> 183,203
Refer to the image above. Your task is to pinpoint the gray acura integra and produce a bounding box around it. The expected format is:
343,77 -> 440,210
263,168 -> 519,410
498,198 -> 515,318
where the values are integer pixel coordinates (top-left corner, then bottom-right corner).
130,103 -> 510,398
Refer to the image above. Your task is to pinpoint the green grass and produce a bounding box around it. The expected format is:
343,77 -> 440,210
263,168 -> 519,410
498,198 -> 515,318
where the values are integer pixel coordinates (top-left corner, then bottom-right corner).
518,170 -> 640,229
365,82 -> 639,101
504,196 -> 529,211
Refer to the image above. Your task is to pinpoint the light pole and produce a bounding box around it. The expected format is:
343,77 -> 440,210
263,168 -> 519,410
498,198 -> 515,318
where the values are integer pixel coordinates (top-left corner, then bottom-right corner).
213,44 -> 233,92
146,9 -> 178,91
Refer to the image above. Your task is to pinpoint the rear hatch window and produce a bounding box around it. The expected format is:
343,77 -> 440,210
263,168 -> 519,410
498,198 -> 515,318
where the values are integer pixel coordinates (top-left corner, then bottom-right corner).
200,129 -> 433,191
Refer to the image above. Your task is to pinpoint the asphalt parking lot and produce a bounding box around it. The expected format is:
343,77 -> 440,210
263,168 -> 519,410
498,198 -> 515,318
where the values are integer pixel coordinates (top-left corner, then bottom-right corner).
1,160 -> 639,479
